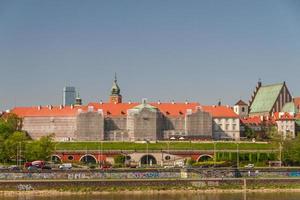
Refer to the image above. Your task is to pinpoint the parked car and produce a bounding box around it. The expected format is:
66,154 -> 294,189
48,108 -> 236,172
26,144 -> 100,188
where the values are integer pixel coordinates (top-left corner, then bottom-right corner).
31,160 -> 46,168
27,165 -> 40,172
8,165 -> 21,171
244,164 -> 254,169
41,165 -> 52,170
59,163 -> 72,170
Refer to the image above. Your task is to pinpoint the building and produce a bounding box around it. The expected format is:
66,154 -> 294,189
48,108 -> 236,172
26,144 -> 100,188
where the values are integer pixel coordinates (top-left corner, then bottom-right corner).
274,112 -> 296,139
12,76 -> 219,141
233,100 -> 249,118
202,105 -> 240,140
249,81 -> 292,117
63,86 -> 76,106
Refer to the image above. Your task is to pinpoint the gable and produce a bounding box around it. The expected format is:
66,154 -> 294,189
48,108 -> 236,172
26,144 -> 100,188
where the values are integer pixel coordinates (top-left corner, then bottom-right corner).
250,83 -> 283,114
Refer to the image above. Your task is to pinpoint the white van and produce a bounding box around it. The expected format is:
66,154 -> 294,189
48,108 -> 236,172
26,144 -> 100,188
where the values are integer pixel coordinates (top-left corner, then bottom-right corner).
59,163 -> 72,170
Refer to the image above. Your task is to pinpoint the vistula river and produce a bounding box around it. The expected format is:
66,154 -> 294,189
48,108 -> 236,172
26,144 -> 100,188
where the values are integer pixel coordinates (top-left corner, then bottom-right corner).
1,192 -> 300,200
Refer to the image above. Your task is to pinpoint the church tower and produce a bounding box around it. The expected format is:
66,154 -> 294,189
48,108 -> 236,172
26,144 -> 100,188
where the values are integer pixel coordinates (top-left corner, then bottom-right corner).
109,73 -> 122,104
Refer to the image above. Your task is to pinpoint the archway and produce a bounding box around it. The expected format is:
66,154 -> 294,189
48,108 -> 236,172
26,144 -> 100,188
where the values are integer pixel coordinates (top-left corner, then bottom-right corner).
80,154 -> 97,164
197,154 -> 213,162
140,155 -> 157,166
51,155 -> 62,163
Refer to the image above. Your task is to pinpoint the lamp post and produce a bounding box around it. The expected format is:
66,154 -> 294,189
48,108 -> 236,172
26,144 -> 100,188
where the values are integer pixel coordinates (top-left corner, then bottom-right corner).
237,143 -> 239,169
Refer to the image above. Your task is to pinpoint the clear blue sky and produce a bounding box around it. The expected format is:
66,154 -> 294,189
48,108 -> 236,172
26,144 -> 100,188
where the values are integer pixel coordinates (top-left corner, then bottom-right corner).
0,0 -> 300,110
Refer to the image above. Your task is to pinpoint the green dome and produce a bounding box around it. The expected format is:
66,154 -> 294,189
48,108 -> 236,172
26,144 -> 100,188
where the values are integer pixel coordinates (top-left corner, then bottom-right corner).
110,74 -> 120,95
132,102 -> 157,112
282,102 -> 298,113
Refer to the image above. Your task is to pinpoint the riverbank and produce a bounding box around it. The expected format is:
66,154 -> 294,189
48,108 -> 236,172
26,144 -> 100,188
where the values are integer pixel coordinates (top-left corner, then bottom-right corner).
2,188 -> 300,197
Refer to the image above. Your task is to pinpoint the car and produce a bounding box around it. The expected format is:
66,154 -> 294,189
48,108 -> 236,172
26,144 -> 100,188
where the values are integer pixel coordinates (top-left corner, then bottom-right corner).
0,165 -> 7,170
27,165 -> 40,172
8,165 -> 21,171
41,165 -> 52,170
244,164 -> 254,169
59,163 -> 72,170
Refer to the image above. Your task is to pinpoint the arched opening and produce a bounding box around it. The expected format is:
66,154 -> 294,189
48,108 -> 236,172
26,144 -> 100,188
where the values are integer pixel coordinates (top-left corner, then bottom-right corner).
80,155 -> 97,164
51,155 -> 62,163
198,155 -> 213,162
140,155 -> 157,166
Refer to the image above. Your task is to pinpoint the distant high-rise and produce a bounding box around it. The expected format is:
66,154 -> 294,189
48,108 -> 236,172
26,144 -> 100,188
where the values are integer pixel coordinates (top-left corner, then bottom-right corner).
63,86 -> 76,106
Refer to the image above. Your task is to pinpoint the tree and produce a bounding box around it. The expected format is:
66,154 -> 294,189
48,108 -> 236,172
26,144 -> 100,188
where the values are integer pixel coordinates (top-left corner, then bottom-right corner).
114,155 -> 125,165
282,135 -> 300,166
25,135 -> 55,161
0,114 -> 22,139
4,131 -> 29,162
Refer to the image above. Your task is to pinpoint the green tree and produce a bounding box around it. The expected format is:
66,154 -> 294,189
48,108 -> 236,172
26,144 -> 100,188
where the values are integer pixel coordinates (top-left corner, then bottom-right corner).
114,155 -> 125,165
25,135 -> 55,161
0,114 -> 22,139
4,131 -> 29,162
282,135 -> 300,166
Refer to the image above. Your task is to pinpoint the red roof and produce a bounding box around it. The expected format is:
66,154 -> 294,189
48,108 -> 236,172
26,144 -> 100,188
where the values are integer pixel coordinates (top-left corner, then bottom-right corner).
294,97 -> 300,110
241,116 -> 262,125
12,102 -> 202,118
202,105 -> 238,118
12,105 -> 87,117
273,112 -> 294,120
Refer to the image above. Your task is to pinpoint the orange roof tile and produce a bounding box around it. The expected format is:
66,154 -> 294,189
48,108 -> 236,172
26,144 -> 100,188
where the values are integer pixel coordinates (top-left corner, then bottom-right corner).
12,105 -> 87,117
241,116 -> 262,125
12,102 -> 204,118
202,105 -> 238,118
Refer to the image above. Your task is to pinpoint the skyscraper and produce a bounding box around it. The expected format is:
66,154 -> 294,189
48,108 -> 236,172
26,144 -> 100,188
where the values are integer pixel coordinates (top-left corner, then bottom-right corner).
63,86 -> 76,106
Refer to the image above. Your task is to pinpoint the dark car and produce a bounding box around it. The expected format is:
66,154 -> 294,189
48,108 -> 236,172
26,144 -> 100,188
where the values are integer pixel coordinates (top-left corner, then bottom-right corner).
41,165 -> 52,170
27,165 -> 40,172
8,165 -> 21,171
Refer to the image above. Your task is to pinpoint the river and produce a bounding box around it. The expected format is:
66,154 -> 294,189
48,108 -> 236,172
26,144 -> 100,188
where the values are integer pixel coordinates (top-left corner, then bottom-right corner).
1,192 -> 300,200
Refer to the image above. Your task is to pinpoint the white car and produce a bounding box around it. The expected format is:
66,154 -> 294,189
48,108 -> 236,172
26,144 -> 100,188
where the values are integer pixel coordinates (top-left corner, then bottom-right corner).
244,164 -> 254,168
59,163 -> 72,170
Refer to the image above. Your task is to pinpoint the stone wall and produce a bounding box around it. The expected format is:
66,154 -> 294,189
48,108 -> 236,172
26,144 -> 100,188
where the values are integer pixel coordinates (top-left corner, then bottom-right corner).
75,111 -> 104,141
185,109 -> 212,138
22,117 -> 77,141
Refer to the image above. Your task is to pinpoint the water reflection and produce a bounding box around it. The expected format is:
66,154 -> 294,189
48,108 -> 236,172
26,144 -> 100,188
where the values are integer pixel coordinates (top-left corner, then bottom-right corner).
1,192 -> 300,200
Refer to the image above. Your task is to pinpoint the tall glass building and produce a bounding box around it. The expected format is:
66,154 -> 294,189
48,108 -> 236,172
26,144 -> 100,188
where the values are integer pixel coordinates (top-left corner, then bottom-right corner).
63,86 -> 76,106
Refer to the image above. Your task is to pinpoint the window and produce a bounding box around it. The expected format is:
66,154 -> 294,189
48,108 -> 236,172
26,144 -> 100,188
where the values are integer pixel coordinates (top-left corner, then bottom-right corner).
225,124 -> 229,130
242,107 -> 245,112
232,124 -> 236,130
68,156 -> 74,161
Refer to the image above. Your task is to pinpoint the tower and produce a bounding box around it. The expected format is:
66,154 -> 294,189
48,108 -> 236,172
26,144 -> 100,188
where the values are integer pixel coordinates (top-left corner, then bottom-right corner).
75,92 -> 82,106
63,86 -> 76,106
109,73 -> 122,104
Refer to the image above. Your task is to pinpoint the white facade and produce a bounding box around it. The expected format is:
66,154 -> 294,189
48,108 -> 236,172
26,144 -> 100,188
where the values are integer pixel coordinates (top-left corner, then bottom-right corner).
213,117 -> 240,140
276,120 -> 295,139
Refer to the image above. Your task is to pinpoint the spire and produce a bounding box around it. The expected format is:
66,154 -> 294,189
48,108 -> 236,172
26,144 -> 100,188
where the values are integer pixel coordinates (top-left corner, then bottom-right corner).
111,73 -> 120,95
109,73 -> 122,103
75,92 -> 82,106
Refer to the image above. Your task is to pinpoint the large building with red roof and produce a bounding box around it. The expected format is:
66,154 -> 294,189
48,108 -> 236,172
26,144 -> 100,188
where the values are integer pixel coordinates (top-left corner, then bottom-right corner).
11,77 -> 241,141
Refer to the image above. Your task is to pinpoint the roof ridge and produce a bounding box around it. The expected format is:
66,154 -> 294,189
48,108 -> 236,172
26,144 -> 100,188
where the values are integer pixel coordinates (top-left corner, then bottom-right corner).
261,82 -> 284,88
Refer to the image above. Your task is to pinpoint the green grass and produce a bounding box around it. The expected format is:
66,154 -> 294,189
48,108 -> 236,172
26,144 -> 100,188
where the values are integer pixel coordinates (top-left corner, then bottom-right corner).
55,141 -> 278,151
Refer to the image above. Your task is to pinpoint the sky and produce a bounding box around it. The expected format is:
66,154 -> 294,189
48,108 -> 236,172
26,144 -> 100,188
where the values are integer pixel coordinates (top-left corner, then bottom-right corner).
0,0 -> 300,110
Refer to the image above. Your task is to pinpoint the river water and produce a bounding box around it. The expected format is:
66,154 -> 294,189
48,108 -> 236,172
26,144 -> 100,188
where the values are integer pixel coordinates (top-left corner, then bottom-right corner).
1,192 -> 300,200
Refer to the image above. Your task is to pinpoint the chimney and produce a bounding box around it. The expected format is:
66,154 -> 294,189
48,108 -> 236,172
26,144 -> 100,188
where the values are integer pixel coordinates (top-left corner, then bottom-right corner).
88,106 -> 94,112
71,104 -> 74,109
59,105 -> 63,110
171,100 -> 175,104
100,100 -> 103,104
37,106 -> 41,110
185,100 -> 188,105
49,105 -> 53,110
128,101 -> 132,104
157,100 -> 161,105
